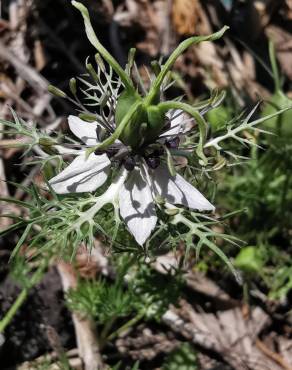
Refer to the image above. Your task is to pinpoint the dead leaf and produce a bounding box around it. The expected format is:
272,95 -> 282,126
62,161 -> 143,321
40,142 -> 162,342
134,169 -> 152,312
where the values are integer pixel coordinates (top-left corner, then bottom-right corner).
172,0 -> 199,36
278,336 -> 292,368
281,0 -> 292,20
116,327 -> 179,360
34,40 -> 46,71
265,25 -> 292,81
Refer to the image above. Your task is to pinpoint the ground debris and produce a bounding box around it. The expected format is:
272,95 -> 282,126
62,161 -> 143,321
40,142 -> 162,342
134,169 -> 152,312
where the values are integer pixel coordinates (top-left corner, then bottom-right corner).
116,326 -> 179,361
163,299 -> 288,370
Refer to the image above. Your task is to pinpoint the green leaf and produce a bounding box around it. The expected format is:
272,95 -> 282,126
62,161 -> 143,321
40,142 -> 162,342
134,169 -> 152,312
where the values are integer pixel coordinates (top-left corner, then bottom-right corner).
0,197 -> 35,209
10,224 -> 33,260
204,237 -> 240,282
72,1 -> 135,93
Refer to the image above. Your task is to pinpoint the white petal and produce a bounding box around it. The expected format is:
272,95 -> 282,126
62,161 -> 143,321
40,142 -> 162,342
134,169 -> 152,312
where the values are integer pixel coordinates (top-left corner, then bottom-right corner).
68,115 -> 99,146
49,152 -> 110,194
162,110 -> 193,138
119,168 -> 157,245
53,145 -> 82,155
152,165 -> 215,211
163,110 -> 184,137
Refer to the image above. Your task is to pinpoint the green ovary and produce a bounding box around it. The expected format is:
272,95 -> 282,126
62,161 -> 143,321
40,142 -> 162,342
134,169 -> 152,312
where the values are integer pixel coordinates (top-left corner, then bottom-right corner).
115,90 -> 165,149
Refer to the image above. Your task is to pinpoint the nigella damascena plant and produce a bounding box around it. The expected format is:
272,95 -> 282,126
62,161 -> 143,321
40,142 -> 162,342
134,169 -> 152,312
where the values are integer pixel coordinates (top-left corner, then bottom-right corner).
45,1 -> 228,246
1,1 -> 288,260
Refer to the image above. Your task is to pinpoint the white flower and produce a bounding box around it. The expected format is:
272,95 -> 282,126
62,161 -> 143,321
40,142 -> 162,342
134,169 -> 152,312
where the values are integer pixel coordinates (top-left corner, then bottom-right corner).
49,114 -> 214,245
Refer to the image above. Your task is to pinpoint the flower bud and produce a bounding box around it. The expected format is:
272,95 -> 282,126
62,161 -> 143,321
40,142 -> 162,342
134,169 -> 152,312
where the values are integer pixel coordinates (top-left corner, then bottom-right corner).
48,85 -> 67,98
86,60 -> 99,82
39,137 -> 57,146
69,78 -> 77,95
95,53 -> 105,72
39,137 -> 59,155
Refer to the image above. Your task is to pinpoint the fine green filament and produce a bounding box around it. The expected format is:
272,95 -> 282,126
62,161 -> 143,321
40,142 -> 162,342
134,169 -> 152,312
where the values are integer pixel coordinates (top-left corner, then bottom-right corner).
72,1 -> 135,93
145,26 -> 229,105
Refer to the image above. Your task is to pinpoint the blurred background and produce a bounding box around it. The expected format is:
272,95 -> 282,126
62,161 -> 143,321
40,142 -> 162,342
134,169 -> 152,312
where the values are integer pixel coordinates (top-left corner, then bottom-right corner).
0,0 -> 292,369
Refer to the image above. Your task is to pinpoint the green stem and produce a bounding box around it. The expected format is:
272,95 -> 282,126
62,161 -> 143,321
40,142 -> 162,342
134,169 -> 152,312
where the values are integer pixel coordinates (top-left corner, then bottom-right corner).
107,312 -> 143,342
0,288 -> 28,333
268,40 -> 281,92
145,26 -> 229,105
99,316 -> 117,349
72,1 -> 135,93
158,101 -> 208,164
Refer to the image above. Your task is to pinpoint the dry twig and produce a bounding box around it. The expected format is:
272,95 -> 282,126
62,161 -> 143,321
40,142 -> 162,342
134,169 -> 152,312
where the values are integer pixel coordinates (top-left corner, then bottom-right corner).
57,260 -> 105,370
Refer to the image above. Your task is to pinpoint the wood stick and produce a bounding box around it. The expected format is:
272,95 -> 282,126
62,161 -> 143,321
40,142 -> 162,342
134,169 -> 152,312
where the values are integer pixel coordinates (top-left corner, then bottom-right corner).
57,261 -> 105,370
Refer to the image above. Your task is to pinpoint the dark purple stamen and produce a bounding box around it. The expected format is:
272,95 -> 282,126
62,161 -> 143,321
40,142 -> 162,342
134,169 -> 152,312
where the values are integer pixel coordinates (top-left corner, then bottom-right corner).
94,149 -> 103,155
146,157 -> 160,169
124,156 -> 136,171
107,148 -> 120,158
163,119 -> 171,131
166,136 -> 180,149
153,147 -> 164,157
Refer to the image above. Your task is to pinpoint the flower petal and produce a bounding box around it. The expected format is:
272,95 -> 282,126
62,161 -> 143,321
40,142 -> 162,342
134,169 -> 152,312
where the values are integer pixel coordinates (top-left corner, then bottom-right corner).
53,145 -> 82,155
162,110 -> 184,137
68,115 -> 99,146
161,110 -> 193,138
49,152 -> 110,194
119,168 -> 157,245
152,165 -> 215,211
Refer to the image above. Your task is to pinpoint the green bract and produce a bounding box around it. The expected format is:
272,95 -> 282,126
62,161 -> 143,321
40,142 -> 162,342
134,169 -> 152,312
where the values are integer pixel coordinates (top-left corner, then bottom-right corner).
115,92 -> 165,148
71,1 -> 229,154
